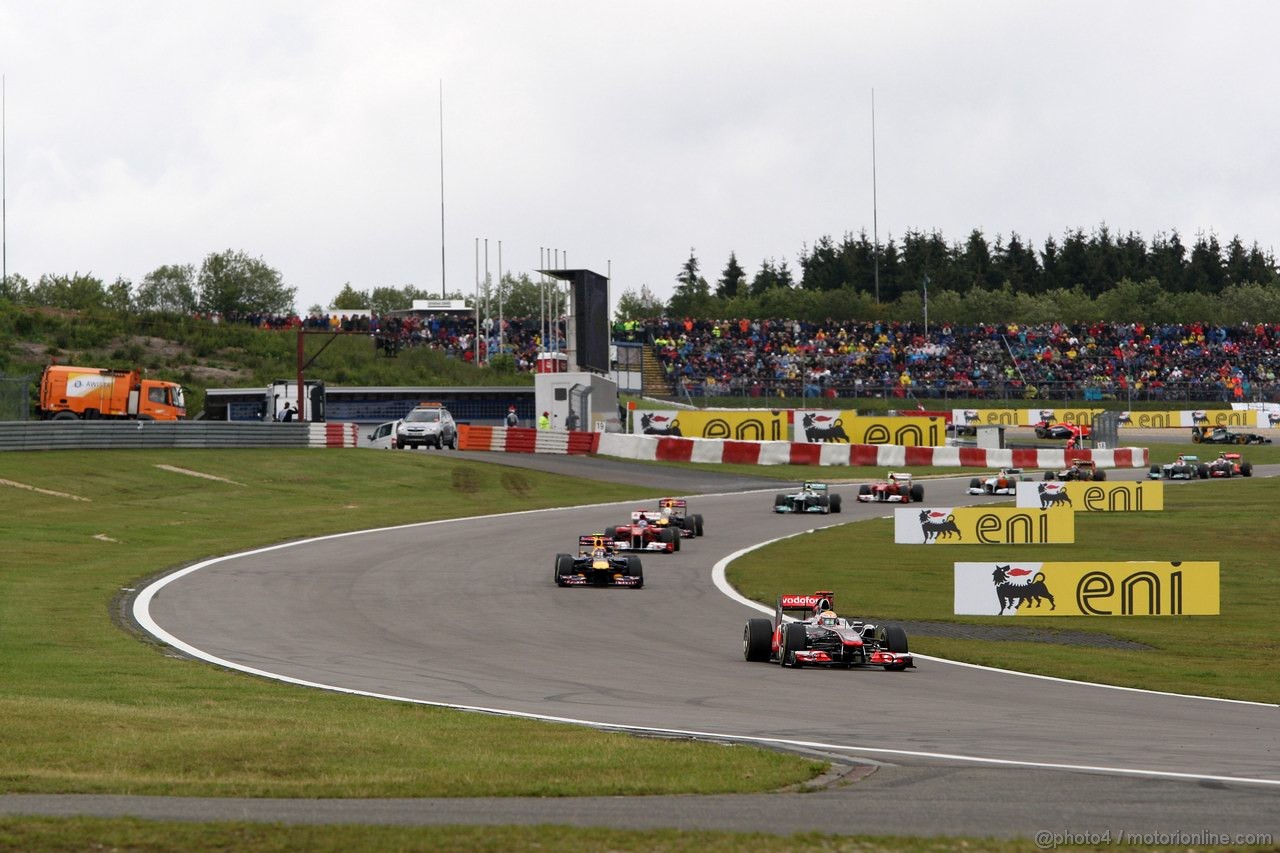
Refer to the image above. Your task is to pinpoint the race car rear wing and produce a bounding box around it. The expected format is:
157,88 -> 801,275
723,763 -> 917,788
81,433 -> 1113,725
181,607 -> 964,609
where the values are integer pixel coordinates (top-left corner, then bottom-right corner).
658,498 -> 687,511
802,482 -> 828,492
777,590 -> 835,622
578,534 -> 615,551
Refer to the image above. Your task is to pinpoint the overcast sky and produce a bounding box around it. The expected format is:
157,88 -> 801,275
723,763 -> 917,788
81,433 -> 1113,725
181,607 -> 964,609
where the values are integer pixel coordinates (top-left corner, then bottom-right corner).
2,1 -> 1278,314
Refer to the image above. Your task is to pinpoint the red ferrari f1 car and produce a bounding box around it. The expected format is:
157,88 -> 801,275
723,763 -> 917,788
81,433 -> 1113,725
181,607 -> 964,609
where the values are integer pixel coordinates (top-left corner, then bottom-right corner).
607,510 -> 681,552
742,591 -> 913,670
857,472 -> 924,503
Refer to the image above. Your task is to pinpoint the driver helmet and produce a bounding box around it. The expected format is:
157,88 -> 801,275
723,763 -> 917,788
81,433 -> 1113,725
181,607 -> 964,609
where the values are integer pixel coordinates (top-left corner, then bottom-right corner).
592,547 -> 607,559
818,610 -> 840,627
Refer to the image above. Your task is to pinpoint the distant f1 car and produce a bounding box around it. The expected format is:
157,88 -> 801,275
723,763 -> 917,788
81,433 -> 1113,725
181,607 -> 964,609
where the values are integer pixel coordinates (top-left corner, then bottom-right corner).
967,468 -> 1030,495
1191,426 -> 1272,445
656,497 -> 705,537
1205,452 -> 1253,478
554,534 -> 643,588
742,590 -> 913,670
857,472 -> 924,503
607,510 -> 680,552
773,482 -> 842,514
1149,455 -> 1206,480
1045,458 -> 1106,481
1034,420 -> 1091,441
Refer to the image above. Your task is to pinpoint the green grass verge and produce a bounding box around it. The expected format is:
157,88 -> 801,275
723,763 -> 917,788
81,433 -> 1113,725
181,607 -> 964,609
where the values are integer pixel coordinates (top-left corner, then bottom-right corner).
727,478 -> 1280,703
0,450 -> 821,796
8,818 -> 1197,853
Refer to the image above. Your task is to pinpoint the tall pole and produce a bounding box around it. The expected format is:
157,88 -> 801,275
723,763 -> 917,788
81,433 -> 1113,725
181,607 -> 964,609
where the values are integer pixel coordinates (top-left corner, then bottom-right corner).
438,80 -> 446,298
483,238 -> 489,364
2,75 -> 7,294
871,88 -> 880,305
922,273 -> 929,335
474,237 -> 480,364
539,247 -> 546,352
497,240 -> 504,355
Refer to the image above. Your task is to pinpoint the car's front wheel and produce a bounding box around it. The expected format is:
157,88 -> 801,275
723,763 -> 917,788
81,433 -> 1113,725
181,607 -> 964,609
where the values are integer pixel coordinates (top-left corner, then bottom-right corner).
743,619 -> 772,662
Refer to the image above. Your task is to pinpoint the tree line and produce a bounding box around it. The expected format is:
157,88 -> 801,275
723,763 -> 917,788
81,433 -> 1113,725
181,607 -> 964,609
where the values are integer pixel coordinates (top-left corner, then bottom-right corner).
639,225 -> 1280,324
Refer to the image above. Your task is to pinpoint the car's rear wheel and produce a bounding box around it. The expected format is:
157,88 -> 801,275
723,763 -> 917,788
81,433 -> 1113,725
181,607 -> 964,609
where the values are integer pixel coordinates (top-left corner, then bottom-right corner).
743,618 -> 772,662
910,484 -> 924,502
554,553 -> 574,586
1094,468 -> 1106,481
1236,434 -> 1248,444
829,494 -> 842,514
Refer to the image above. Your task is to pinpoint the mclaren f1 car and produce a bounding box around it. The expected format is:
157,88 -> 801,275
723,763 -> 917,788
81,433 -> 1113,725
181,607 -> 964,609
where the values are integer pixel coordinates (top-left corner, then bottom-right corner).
743,591 -> 913,670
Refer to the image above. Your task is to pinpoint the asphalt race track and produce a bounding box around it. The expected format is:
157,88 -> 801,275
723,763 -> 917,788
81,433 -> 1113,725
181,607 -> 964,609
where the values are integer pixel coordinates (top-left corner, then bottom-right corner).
22,456 -> 1280,838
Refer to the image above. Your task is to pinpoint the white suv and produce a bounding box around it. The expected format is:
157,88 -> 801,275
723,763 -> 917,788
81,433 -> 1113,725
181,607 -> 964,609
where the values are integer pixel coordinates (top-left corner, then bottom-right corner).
394,404 -> 457,449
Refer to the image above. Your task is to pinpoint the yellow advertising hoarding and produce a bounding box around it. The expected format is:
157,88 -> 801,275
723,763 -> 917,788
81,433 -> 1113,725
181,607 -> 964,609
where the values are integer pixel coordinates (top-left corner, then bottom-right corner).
894,507 -> 1075,545
797,411 -> 945,445
1015,480 -> 1164,511
954,561 -> 1219,616
1118,409 -> 1263,429
633,409 -> 788,441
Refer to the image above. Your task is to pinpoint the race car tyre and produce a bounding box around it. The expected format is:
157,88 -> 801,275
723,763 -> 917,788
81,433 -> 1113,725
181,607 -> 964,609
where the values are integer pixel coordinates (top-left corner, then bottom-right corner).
818,495 -> 830,512
829,494 -> 842,513
682,516 -> 696,534
879,624 -> 909,654
743,618 -> 772,662
1149,465 -> 1160,477
1192,430 -> 1203,443
1035,427 -> 1048,439
1242,462 -> 1253,477
554,553 -> 574,586
662,527 -> 680,551
1044,471 -> 1057,481
1237,434 -> 1248,444
694,514 -> 704,536
910,484 -> 925,502
604,526 -> 617,540
969,478 -> 982,491
1197,464 -> 1209,479
782,622 -> 808,668
774,494 -> 789,510
858,484 -> 871,498
626,556 -> 644,588
1094,468 -> 1106,481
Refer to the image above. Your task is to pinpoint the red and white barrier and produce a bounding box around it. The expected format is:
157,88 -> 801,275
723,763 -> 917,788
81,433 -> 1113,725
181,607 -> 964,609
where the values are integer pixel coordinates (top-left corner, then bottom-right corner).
458,425 -> 600,455
595,433 -> 1148,469
308,422 -> 361,448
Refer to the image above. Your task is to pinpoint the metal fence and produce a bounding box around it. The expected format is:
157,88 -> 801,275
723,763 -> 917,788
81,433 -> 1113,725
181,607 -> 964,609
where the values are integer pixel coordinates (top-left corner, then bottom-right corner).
0,421 -> 316,452
0,374 -> 34,422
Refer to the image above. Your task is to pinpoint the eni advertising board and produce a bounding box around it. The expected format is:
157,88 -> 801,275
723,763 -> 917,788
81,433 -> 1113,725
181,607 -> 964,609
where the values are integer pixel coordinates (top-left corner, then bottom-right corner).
954,561 -> 1219,616
795,410 -> 945,446
894,507 -> 1074,545
1015,480 -> 1164,511
633,409 -> 788,441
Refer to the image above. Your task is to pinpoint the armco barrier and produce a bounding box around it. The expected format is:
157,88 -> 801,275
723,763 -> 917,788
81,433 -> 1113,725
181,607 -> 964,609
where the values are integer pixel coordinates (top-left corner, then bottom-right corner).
457,425 -> 600,455
0,421 -> 360,451
594,433 -> 1148,469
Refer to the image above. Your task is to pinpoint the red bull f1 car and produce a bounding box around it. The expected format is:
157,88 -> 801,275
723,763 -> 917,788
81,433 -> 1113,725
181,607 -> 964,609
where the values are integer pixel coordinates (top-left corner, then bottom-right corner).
857,472 -> 925,503
967,468 -> 1029,495
742,591 -> 913,670
1045,458 -> 1106,481
773,482 -> 842,514
657,497 -> 705,538
606,510 -> 681,552
554,534 -> 644,588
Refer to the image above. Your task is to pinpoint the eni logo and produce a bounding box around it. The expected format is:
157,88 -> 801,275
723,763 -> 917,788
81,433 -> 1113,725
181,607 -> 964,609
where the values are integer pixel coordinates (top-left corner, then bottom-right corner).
861,419 -> 943,446
1081,484 -> 1146,511
1076,569 -> 1184,615
974,512 -> 1050,544
700,418 -> 782,441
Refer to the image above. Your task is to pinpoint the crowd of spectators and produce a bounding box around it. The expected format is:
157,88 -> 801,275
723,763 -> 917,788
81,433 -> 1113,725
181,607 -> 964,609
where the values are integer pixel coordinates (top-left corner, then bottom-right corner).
639,318 -> 1280,403
199,310 -> 566,371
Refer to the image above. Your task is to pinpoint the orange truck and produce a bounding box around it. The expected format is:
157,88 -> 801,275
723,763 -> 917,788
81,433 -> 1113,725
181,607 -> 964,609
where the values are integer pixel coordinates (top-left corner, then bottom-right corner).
38,365 -> 186,421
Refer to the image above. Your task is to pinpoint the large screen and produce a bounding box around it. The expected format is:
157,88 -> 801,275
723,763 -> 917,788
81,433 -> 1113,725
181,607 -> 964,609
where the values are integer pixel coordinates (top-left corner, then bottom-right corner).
571,270 -> 610,374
